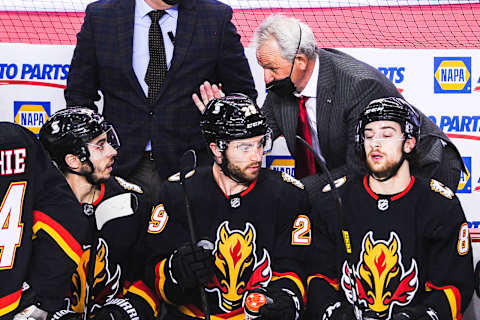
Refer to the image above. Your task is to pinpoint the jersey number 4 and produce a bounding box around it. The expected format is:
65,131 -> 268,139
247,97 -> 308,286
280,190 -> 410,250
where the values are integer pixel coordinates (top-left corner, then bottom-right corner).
0,182 -> 26,269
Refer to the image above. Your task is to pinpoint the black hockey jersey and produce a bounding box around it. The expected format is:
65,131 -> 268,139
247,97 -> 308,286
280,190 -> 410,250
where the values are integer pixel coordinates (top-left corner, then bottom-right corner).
146,167 -> 311,320
0,123 -> 89,319
307,175 -> 473,320
54,176 -> 159,318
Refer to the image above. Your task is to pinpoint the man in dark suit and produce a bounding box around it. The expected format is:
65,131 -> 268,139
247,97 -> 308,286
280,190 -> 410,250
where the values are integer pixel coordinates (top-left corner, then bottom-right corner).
252,14 -> 463,196
65,0 -> 257,199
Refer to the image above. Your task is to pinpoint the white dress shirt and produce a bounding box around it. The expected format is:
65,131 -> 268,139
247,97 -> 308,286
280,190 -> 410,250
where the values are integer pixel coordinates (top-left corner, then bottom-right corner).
133,0 -> 178,98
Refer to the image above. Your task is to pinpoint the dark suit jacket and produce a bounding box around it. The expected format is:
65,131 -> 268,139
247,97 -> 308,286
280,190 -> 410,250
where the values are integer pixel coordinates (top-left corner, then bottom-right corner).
263,48 -> 463,195
65,0 -> 256,179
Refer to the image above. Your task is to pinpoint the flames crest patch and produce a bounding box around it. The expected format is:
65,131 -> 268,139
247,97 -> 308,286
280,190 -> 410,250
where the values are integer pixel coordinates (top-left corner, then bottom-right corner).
206,221 -> 272,312
341,231 -> 418,320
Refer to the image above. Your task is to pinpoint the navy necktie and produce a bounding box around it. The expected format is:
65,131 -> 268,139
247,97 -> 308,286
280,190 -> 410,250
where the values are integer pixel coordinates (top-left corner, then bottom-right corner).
145,10 -> 167,104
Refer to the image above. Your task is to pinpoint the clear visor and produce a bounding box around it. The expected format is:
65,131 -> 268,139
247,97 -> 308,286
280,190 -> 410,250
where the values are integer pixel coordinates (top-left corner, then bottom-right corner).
229,129 -> 272,155
86,126 -> 121,156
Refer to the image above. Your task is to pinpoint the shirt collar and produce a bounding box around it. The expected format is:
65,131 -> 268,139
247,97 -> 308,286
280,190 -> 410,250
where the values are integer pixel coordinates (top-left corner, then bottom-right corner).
294,55 -> 319,98
136,0 -> 178,19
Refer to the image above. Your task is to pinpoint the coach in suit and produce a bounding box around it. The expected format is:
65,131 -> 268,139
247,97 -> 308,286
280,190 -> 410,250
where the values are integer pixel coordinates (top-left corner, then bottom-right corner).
253,14 -> 463,195
65,0 -> 256,196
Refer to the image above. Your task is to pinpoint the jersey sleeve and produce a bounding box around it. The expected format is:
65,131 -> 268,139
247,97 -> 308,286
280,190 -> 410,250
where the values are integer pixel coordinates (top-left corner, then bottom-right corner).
29,139 -> 89,311
305,191 -> 345,319
145,182 -> 192,306
419,195 -> 474,320
267,181 -> 312,313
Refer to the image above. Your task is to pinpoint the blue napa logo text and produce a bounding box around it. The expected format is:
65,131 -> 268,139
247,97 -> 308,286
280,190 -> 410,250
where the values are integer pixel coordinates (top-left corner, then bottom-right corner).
0,63 -> 69,80
434,57 -> 471,94
14,101 -> 51,135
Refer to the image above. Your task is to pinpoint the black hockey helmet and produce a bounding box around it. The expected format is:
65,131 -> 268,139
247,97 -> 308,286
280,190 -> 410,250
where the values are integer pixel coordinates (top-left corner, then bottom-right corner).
355,97 -> 420,151
39,107 -> 119,170
200,94 -> 271,152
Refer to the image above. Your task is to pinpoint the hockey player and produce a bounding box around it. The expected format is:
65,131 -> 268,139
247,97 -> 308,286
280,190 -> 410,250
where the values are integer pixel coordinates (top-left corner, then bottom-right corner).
145,94 -> 310,320
306,97 -> 473,320
38,108 -> 158,319
0,122 -> 88,320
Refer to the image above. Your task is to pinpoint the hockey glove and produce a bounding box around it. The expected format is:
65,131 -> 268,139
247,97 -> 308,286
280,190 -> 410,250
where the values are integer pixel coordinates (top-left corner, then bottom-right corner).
321,302 -> 355,320
169,242 -> 214,289
392,306 -> 439,320
46,310 -> 83,320
249,287 -> 300,320
91,298 -> 141,320
13,305 -> 48,320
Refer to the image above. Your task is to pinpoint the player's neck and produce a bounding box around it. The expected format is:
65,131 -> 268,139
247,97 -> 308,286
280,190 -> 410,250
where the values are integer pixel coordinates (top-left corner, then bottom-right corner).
212,164 -> 248,196
66,173 -> 98,204
368,161 -> 412,195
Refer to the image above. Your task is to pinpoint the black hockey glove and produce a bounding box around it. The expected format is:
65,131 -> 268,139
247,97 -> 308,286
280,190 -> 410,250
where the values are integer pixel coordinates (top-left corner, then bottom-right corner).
321,302 -> 355,320
46,310 -> 83,320
169,242 -> 214,289
475,260 -> 480,297
91,298 -> 141,320
249,287 -> 300,320
392,306 -> 439,320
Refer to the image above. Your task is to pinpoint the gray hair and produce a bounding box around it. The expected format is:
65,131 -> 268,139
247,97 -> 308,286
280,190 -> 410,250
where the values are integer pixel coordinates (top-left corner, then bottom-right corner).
252,14 -> 317,61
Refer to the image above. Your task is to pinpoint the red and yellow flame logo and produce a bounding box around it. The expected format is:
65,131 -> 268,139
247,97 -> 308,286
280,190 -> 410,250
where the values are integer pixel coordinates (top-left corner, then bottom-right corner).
206,222 -> 271,312
341,232 -> 418,320
69,238 -> 121,313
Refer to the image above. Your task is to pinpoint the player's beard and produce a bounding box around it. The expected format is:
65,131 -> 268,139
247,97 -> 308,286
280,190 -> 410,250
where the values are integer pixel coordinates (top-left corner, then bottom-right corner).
80,164 -> 110,185
226,159 -> 261,184
366,152 -> 404,180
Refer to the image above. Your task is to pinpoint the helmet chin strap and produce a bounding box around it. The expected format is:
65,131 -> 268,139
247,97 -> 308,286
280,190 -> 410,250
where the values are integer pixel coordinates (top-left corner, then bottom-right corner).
369,140 -> 408,183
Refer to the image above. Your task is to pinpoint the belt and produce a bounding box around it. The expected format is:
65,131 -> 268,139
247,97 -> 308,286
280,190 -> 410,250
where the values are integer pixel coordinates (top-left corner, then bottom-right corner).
144,151 -> 155,161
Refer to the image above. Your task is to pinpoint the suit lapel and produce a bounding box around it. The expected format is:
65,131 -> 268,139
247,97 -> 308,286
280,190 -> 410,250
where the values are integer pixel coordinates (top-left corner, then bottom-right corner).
280,95 -> 299,155
117,0 -> 146,101
154,0 -> 197,101
315,50 -> 336,165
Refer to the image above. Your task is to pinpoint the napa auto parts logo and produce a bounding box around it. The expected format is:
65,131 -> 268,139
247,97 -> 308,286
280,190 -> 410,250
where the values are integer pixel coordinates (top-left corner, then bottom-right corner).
429,115 -> 480,193
265,155 -> 295,176
0,63 -> 69,88
434,57 -> 471,94
378,66 -> 405,93
458,157 -> 471,194
14,101 -> 51,135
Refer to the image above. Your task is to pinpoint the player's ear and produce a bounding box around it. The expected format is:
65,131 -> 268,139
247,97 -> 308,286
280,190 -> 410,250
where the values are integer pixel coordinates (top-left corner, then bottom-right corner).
209,142 -> 223,163
65,153 -> 82,170
404,136 -> 416,154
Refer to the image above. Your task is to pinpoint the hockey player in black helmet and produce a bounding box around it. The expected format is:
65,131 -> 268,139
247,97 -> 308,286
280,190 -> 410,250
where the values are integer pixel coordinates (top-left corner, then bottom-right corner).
38,108 -> 159,319
306,97 -> 473,320
145,94 -> 311,320
354,97 -> 421,182
200,93 -> 273,184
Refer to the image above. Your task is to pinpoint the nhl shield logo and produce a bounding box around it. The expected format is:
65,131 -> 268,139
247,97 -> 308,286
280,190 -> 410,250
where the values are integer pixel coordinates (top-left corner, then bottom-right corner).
377,199 -> 389,211
230,197 -> 241,208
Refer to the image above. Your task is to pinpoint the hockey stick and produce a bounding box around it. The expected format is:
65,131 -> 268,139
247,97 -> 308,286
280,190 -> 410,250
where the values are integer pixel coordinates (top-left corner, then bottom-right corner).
179,149 -> 211,320
295,136 -> 361,313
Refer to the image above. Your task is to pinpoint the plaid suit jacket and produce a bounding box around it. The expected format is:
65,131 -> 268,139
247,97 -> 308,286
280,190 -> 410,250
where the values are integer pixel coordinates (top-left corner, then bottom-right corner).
65,0 -> 256,179
263,48 -> 463,195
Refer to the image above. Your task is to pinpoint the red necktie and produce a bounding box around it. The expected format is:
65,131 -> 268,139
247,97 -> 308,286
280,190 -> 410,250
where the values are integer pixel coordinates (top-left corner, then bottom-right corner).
295,97 -> 316,179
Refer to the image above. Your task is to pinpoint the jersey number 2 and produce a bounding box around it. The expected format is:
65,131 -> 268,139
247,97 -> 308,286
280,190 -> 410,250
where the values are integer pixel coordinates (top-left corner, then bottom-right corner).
292,215 -> 311,245
0,182 -> 26,269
